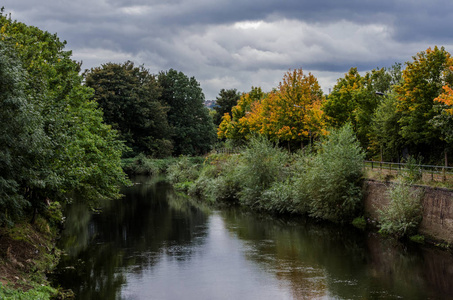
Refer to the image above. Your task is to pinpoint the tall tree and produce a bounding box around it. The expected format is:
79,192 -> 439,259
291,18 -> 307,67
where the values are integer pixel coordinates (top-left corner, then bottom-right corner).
0,11 -> 129,223
213,88 -> 241,126
324,66 -> 394,153
369,92 -> 402,161
431,82 -> 453,156
0,42 -> 48,225
158,69 -> 216,155
85,61 -> 172,157
395,46 -> 453,158
247,69 -> 325,149
323,67 -> 363,128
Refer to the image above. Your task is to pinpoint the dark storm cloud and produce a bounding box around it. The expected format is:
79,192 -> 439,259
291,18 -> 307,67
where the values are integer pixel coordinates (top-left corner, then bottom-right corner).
3,0 -> 453,98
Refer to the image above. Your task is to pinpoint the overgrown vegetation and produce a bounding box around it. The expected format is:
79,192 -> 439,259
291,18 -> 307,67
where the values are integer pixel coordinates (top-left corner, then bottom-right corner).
0,216 -> 63,299
122,154 -> 177,175
378,180 -> 424,238
168,125 -> 365,224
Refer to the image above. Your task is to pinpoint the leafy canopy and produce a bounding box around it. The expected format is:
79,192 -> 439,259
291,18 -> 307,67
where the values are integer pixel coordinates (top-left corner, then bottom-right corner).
84,61 -> 172,157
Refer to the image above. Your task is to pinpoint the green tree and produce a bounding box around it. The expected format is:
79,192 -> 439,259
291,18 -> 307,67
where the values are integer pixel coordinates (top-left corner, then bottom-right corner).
0,11 -> 129,222
369,92 -> 402,161
213,88 -> 241,126
0,42 -> 48,225
84,61 -> 172,157
323,68 -> 363,128
395,46 -> 453,159
158,69 -> 216,155
324,67 -> 394,154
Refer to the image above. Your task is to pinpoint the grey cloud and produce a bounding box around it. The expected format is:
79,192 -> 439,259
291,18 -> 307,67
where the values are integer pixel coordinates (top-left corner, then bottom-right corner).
3,0 -> 453,99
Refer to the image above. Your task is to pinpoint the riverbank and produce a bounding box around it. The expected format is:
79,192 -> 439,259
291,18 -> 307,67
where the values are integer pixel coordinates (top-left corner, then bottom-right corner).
0,219 -> 62,299
157,133 -> 453,247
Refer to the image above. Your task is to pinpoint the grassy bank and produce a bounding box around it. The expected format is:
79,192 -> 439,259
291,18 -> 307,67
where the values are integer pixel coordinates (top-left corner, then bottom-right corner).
0,215 -> 63,299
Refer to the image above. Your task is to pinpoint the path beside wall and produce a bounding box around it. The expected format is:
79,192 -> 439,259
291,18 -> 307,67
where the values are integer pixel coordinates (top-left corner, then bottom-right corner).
364,180 -> 453,243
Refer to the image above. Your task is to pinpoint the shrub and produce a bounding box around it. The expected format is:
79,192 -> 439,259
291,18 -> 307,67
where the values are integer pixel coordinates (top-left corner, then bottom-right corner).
290,150 -> 315,215
260,179 -> 298,214
378,180 -> 424,238
304,124 -> 365,223
401,155 -> 423,183
236,136 -> 289,208
122,154 -> 178,175
190,153 -> 241,203
166,156 -> 202,189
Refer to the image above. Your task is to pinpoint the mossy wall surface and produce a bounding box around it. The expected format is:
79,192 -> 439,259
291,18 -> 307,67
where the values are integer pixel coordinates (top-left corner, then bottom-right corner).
364,180 -> 453,243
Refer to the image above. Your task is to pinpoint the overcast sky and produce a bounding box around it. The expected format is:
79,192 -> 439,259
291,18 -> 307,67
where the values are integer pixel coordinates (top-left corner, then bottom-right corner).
3,1 -> 453,99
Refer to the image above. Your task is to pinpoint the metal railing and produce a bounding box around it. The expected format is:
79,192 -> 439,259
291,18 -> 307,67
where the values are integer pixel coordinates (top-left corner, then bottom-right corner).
364,160 -> 453,182
214,147 -> 243,155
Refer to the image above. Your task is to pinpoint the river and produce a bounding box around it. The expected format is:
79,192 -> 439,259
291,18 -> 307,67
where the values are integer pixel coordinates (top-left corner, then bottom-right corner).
52,176 -> 453,299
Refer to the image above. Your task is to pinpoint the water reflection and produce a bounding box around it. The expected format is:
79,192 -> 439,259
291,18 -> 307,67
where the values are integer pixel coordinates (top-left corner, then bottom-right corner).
55,176 -> 211,299
54,176 -> 453,300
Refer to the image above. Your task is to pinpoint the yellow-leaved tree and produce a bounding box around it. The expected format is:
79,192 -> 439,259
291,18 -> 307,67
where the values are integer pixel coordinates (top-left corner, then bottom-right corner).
246,69 -> 326,149
217,87 -> 265,140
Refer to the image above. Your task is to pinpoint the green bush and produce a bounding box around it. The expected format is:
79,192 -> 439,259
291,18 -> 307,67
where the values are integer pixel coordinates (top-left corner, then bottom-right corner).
236,136 -> 289,208
260,179 -> 298,214
166,157 -> 202,189
123,153 -> 177,175
401,155 -> 423,183
378,180 -> 424,237
304,124 -> 365,223
190,153 -> 241,203
290,150 -> 315,215
0,282 -> 57,300
167,126 -> 367,224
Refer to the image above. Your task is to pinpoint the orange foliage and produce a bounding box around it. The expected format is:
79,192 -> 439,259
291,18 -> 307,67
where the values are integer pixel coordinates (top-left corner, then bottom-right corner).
217,69 -> 326,144
434,85 -> 453,115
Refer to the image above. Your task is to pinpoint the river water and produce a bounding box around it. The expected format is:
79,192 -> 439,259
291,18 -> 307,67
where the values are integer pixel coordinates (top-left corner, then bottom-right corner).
53,176 -> 453,299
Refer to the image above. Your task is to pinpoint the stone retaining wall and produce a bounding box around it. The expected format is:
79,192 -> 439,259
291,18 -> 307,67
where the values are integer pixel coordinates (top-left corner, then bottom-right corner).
364,180 -> 453,243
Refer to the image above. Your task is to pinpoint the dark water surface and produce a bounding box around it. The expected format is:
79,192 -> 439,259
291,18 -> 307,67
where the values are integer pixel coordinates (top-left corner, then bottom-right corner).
53,176 -> 453,299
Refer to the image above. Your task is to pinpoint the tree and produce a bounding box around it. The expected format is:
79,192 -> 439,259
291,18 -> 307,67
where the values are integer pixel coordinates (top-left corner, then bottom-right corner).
217,87 -> 265,141
431,82 -> 453,161
395,46 -> 453,159
324,66 -> 395,154
0,41 -> 48,225
219,69 -> 326,150
369,92 -> 402,161
235,69 -> 325,150
261,68 -> 325,147
0,11 -> 129,223
84,61 -> 172,157
158,69 -> 216,155
213,88 -> 241,126
323,68 -> 363,128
